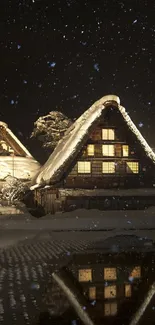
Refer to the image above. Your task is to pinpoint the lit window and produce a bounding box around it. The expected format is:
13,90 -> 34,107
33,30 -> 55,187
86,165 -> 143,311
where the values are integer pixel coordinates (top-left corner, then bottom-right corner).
0,141 -> 8,151
130,266 -> 141,279
126,162 -> 139,174
104,285 -> 116,299
87,144 -> 94,156
123,145 -> 129,157
102,145 -> 114,156
102,129 -> 115,140
104,268 -> 117,280
9,147 -> 14,153
104,303 -> 117,316
78,162 -> 91,173
102,162 -> 115,174
78,269 -> 92,282
89,287 -> 96,300
125,284 -> 132,297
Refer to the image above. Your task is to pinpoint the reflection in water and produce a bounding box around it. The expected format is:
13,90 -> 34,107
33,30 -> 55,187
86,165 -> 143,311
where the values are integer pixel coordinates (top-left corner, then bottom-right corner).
42,249 -> 155,325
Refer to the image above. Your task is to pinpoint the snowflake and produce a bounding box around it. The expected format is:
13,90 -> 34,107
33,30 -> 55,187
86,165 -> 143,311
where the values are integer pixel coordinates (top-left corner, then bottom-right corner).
94,63 -> 99,72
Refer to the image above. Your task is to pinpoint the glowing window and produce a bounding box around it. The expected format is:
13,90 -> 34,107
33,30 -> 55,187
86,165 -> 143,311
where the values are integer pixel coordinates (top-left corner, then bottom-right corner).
0,141 -> 8,151
104,268 -> 117,280
130,266 -> 141,279
9,147 -> 14,153
87,144 -> 94,156
78,162 -> 91,173
102,145 -> 114,156
78,269 -> 92,282
102,129 -> 115,140
89,287 -> 96,300
104,285 -> 116,299
126,162 -> 139,174
104,303 -> 117,316
125,284 -> 132,297
102,162 -> 115,174
123,145 -> 129,157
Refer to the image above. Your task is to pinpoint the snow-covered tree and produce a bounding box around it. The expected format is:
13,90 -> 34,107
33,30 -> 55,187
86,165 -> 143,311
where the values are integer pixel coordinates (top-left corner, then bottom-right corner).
31,111 -> 72,151
0,176 -> 29,203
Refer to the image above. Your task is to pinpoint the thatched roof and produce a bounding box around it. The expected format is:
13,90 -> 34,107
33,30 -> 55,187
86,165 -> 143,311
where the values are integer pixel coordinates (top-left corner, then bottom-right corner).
0,121 -> 32,157
31,94 -> 155,189
0,121 -> 41,181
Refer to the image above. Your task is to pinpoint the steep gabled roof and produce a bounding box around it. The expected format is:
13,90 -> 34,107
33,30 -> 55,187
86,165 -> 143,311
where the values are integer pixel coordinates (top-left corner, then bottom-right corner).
31,94 -> 155,189
0,121 -> 32,157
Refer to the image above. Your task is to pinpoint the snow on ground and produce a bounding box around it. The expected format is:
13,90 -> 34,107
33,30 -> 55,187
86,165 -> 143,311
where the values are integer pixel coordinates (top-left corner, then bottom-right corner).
1,208 -> 155,231
0,207 -> 155,248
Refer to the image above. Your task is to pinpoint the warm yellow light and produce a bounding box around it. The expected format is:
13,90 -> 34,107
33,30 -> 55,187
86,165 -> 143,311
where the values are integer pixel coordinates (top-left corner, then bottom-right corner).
127,162 -> 139,173
102,162 -> 115,173
123,145 -> 129,157
87,144 -> 94,156
130,266 -> 141,278
0,141 -> 8,150
102,145 -> 114,156
104,303 -> 117,316
78,269 -> 92,282
102,129 -> 115,140
89,287 -> 96,300
125,284 -> 132,297
104,268 -> 117,280
77,161 -> 91,173
104,285 -> 116,299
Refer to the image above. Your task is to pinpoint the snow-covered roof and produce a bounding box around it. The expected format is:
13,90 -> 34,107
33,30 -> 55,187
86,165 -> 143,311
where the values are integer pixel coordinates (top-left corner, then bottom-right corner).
0,121 -> 32,157
31,94 -> 155,189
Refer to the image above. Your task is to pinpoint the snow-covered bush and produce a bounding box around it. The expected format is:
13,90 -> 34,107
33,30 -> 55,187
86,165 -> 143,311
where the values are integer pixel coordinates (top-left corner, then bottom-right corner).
0,176 -> 29,203
31,111 -> 72,151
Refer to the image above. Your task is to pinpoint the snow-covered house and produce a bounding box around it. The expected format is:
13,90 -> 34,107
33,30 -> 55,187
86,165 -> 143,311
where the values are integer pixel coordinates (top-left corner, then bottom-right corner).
31,95 -> 155,213
0,121 -> 40,184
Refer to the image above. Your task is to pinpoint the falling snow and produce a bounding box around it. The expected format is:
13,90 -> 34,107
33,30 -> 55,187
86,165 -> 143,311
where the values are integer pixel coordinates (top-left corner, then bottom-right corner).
0,0 -> 154,156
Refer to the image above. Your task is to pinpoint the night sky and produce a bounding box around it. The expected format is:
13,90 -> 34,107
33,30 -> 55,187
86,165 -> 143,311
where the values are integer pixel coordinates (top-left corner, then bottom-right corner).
0,0 -> 155,161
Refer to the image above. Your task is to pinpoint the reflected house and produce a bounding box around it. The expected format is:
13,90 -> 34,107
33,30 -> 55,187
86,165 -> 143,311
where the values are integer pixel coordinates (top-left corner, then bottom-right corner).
31,95 -> 155,214
0,121 -> 40,186
64,251 -> 155,323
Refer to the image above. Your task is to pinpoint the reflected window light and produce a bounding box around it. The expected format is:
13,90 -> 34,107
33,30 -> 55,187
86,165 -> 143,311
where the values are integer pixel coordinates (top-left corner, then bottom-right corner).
89,287 -> 96,300
78,269 -> 92,282
104,302 -> 117,316
130,266 -> 141,278
125,284 -> 132,297
104,268 -> 117,280
104,285 -> 116,299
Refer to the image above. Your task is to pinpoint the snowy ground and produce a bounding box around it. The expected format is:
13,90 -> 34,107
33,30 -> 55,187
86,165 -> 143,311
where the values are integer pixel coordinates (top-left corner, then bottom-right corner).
0,207 -> 155,248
